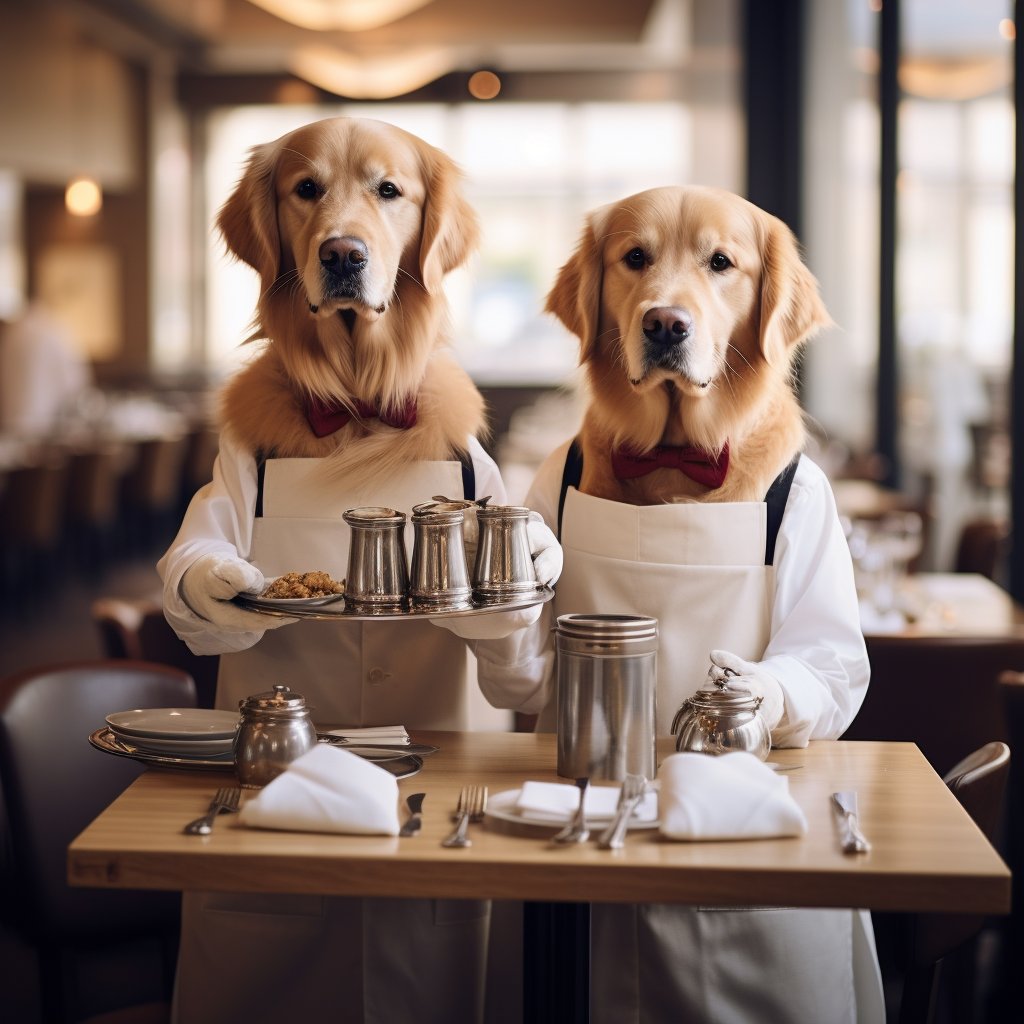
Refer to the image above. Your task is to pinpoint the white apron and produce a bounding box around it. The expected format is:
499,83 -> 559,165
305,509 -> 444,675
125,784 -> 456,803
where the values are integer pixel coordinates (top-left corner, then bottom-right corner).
173,456 -> 496,1024
540,485 -> 885,1024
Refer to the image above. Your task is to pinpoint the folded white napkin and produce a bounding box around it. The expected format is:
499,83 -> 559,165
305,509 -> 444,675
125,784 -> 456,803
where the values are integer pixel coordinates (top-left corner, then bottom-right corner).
658,752 -> 807,841
238,745 -> 400,835
515,780 -> 658,823
326,725 -> 410,745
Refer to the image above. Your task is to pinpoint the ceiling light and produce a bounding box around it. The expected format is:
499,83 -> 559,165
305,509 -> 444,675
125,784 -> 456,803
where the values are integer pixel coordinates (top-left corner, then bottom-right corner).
65,177 -> 102,217
291,45 -> 458,99
246,0 -> 434,32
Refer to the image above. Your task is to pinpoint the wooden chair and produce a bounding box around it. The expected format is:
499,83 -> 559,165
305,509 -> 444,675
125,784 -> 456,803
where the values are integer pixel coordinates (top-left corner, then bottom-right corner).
897,741 -> 1010,1024
0,660 -> 196,1023
954,517 -> 1010,582
92,596 -> 219,709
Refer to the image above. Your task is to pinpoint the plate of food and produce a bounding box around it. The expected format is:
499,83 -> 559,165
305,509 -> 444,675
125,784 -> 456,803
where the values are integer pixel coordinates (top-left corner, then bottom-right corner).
252,570 -> 346,607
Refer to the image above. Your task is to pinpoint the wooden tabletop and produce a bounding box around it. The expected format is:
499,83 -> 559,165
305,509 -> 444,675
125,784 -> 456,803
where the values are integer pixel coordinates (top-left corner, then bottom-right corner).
863,572 -> 1024,639
68,732 -> 1010,915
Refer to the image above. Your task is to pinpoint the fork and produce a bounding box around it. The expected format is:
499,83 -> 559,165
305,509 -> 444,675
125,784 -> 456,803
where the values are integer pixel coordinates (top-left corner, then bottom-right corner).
441,785 -> 488,848
552,777 -> 590,844
597,774 -> 647,850
183,787 -> 242,835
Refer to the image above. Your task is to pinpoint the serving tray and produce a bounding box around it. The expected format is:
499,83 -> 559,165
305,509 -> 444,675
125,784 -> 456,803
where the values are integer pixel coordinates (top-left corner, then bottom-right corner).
89,728 -> 424,780
235,584 -> 554,621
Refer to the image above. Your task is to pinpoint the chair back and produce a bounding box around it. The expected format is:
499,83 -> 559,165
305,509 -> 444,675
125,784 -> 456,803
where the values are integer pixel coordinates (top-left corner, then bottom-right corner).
0,659 -> 196,942
844,635 -> 1024,776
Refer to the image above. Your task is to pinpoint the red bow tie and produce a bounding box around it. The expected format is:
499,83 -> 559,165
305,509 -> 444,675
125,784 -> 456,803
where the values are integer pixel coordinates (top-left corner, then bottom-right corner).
611,441 -> 730,488
305,395 -> 418,438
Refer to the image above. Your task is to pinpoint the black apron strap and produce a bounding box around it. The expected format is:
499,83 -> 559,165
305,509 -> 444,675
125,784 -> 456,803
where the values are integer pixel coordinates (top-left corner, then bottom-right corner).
458,449 -> 476,502
254,450 -> 270,518
557,438 -> 584,540
763,454 -> 801,566
557,441 -> 800,564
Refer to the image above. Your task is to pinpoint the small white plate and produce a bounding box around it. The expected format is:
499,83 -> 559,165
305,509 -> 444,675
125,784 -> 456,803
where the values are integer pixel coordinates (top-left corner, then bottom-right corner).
484,788 -> 659,832
105,708 -> 239,740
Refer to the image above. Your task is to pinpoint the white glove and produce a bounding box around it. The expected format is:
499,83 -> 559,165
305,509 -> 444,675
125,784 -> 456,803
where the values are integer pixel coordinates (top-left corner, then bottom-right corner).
180,554 -> 299,634
526,511 -> 562,587
430,602 -> 543,641
708,649 -> 785,734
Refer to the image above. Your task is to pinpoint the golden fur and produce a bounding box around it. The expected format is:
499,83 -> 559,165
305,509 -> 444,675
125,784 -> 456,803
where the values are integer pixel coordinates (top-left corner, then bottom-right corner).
545,186 -> 832,504
216,116 -> 485,482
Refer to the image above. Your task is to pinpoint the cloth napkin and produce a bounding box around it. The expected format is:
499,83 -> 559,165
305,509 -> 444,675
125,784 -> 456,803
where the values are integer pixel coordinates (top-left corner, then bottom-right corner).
238,745 -> 400,835
515,780 -> 659,823
658,751 -> 808,841
326,725 -> 410,745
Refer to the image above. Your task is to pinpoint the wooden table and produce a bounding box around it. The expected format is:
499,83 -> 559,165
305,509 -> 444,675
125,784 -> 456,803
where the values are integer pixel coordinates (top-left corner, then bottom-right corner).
863,572 -> 1024,639
69,732 -> 1010,1020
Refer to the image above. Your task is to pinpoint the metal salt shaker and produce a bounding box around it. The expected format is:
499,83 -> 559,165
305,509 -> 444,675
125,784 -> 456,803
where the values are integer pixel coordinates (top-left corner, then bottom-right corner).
234,684 -> 318,788
409,501 -> 473,610
473,504 -> 537,602
342,506 -> 409,608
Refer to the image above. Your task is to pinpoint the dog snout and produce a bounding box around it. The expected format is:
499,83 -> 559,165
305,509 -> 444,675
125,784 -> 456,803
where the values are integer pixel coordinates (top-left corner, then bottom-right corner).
642,307 -> 694,347
319,236 -> 369,278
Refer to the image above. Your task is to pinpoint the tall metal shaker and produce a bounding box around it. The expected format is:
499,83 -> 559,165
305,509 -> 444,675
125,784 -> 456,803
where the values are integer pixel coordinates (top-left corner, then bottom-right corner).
554,613 -> 658,782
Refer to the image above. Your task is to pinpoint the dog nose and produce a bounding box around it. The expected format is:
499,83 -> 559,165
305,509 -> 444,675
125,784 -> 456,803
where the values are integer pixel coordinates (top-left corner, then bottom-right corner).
642,307 -> 694,347
319,236 -> 369,277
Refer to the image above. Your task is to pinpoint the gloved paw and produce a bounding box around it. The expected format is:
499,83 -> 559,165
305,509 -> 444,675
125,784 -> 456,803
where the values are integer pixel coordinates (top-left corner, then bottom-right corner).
708,649 -> 785,732
526,512 -> 563,587
181,555 -> 298,633
429,602 -> 542,641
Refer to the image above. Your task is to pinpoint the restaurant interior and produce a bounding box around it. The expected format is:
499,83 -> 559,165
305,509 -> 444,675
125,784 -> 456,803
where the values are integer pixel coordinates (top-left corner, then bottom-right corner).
0,0 -> 1022,1021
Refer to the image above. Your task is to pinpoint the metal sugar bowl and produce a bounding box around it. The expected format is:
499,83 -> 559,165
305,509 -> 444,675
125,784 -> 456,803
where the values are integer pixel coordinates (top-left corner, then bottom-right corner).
234,684 -> 319,788
670,674 -> 771,760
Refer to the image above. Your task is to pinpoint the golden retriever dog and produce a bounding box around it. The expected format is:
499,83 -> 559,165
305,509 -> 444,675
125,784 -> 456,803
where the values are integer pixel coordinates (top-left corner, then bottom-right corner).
546,185 -> 831,504
216,116 -> 484,479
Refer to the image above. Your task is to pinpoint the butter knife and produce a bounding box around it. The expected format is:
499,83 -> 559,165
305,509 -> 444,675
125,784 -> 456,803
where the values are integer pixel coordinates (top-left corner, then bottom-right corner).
400,792 -> 426,837
832,791 -> 871,854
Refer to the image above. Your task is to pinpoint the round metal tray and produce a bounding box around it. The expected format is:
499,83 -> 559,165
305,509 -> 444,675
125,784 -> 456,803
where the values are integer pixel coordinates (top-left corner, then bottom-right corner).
89,728 -> 424,779
235,584 -> 554,621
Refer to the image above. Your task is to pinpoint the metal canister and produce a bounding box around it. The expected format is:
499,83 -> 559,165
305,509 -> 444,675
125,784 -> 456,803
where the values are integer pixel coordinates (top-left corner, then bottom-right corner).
234,684 -> 318,788
342,506 -> 408,608
409,501 -> 473,610
473,504 -> 536,602
554,613 -> 659,782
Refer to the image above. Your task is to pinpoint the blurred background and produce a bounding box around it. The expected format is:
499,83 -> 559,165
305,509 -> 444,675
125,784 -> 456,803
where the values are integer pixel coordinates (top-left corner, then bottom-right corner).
0,0 -> 1017,608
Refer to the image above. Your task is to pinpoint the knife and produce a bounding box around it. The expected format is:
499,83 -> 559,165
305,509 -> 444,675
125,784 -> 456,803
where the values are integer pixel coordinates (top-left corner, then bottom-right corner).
400,792 -> 426,837
832,791 -> 871,854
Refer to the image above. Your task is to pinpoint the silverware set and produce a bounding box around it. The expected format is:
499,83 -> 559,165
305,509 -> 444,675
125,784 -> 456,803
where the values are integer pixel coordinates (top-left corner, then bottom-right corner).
442,785 -> 488,848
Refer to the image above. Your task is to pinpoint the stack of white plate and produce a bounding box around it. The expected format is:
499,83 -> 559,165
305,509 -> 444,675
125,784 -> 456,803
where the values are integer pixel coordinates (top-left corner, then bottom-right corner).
104,708 -> 238,761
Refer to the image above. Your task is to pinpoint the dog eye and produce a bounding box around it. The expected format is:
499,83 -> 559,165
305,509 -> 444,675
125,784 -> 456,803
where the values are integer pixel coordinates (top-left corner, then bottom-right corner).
377,181 -> 401,200
295,179 -> 320,201
623,247 -> 647,270
709,252 -> 733,272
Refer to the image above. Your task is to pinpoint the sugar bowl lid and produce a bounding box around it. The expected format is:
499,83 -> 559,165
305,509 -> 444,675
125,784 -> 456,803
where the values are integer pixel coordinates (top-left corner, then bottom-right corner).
685,675 -> 762,713
239,683 -> 309,713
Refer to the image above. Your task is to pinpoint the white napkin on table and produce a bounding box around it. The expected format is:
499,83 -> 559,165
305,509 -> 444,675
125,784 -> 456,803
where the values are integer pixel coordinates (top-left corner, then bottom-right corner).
325,725 -> 410,745
658,751 -> 807,841
515,780 -> 658,823
238,745 -> 400,835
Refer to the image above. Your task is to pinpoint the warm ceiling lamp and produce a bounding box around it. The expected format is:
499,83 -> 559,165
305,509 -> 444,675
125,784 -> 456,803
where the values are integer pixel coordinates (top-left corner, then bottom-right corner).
65,177 -> 102,217
291,44 -> 459,98
246,0 -> 434,32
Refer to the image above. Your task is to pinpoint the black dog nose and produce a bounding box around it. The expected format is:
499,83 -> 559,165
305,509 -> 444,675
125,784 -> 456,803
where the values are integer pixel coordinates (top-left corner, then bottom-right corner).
319,236 -> 369,277
642,307 -> 694,347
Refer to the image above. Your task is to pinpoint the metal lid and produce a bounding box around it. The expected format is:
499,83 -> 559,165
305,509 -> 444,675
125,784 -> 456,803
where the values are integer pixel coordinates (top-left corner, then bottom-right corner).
476,504 -> 531,521
555,613 -> 658,641
342,506 -> 405,528
411,500 -> 469,522
685,676 -> 760,713
238,683 -> 308,713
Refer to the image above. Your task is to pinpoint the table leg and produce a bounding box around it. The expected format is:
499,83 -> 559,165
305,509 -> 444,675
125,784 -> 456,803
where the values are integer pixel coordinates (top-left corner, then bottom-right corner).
522,901 -> 590,1023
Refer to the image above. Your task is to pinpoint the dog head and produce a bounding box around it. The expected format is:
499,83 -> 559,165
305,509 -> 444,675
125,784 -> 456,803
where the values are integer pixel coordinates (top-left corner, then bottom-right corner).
217,116 -> 479,365
546,186 -> 831,453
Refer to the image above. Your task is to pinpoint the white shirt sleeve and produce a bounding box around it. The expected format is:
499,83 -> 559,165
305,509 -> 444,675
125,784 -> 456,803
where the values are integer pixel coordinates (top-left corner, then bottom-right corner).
156,430 -> 266,655
759,457 -> 870,746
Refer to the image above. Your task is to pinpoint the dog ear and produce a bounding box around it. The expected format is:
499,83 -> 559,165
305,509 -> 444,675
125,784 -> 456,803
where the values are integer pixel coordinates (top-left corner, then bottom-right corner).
758,214 -> 833,365
216,141 -> 281,287
545,208 -> 607,363
418,147 -> 480,294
